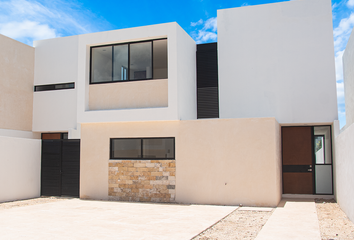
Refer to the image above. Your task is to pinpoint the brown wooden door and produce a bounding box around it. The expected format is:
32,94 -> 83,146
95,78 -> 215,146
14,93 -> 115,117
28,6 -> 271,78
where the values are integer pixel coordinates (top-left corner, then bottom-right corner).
282,127 -> 313,194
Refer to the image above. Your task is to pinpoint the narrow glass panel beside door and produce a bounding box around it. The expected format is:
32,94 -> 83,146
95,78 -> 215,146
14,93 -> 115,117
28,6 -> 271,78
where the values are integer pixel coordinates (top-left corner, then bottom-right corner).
314,126 -> 333,194
314,135 -> 325,164
315,165 -> 332,194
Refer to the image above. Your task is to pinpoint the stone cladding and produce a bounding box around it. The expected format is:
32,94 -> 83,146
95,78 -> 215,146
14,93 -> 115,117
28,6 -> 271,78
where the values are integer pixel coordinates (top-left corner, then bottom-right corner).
108,160 -> 176,202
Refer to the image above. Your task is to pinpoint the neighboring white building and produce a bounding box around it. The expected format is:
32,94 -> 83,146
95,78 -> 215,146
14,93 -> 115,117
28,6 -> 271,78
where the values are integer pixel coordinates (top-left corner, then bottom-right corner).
0,0 -> 340,207
335,24 -> 354,223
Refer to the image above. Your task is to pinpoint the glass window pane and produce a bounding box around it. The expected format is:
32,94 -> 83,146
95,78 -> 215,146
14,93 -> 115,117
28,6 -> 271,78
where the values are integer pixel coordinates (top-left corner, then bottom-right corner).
55,83 -> 75,89
111,139 -> 141,159
129,42 -> 152,80
314,126 -> 332,164
142,138 -> 174,159
153,39 -> 168,79
91,46 -> 112,83
113,44 -> 128,81
314,136 -> 325,164
315,165 -> 332,194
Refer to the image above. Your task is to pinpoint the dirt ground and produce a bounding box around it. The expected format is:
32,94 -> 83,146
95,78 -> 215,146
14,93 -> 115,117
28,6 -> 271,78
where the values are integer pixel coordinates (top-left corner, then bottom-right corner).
315,198 -> 354,240
192,208 -> 273,240
193,198 -> 354,240
1,197 -> 354,240
0,196 -> 68,210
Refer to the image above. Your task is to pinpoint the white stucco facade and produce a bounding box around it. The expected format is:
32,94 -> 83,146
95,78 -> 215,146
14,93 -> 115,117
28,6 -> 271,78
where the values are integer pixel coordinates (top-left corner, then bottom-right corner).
0,136 -> 41,203
335,123 -> 354,223
32,22 -> 197,134
218,0 -> 338,124
1,0 -> 349,210
32,36 -> 79,132
335,22 -> 354,223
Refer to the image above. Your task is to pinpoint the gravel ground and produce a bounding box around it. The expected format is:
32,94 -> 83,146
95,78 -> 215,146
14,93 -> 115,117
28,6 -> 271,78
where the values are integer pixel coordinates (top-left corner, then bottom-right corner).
193,199 -> 354,240
0,196 -> 69,210
1,197 -> 354,240
315,198 -> 354,240
192,208 -> 273,240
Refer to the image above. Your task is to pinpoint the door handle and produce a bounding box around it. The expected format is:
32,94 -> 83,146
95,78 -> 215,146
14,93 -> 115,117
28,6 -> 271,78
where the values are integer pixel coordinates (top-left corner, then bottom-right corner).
308,169 -> 312,172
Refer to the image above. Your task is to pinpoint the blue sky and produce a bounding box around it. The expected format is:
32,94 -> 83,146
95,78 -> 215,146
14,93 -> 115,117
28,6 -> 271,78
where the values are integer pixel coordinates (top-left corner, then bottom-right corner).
0,0 -> 352,128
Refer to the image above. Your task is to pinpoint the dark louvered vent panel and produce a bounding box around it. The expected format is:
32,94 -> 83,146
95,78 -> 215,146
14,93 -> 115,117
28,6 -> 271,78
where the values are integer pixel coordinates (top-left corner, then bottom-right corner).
41,139 -> 80,197
61,140 -> 80,197
41,140 -> 62,196
197,42 -> 219,118
197,87 -> 219,118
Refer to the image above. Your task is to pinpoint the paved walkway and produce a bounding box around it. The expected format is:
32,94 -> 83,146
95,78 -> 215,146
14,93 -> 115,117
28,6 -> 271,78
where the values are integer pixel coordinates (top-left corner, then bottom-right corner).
255,198 -> 321,240
0,199 -> 236,240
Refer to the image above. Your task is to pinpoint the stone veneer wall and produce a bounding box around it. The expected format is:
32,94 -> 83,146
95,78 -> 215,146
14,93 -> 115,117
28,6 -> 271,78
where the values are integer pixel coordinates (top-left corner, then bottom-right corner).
108,160 -> 176,202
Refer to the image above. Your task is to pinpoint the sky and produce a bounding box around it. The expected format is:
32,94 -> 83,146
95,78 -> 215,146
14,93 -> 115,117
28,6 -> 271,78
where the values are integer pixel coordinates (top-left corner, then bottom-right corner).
0,0 -> 353,128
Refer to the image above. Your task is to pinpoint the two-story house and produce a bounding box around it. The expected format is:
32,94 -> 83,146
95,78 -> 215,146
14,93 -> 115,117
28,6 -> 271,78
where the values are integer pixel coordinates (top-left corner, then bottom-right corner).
0,0 -> 338,207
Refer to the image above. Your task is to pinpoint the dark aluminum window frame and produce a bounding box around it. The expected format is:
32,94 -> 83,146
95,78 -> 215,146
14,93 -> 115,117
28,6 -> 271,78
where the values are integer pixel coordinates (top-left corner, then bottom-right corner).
90,38 -> 167,84
34,82 -> 75,92
110,137 -> 175,160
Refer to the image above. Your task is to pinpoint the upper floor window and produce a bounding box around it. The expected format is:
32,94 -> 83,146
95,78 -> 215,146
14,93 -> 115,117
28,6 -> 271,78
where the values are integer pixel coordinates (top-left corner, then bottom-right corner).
90,39 -> 168,84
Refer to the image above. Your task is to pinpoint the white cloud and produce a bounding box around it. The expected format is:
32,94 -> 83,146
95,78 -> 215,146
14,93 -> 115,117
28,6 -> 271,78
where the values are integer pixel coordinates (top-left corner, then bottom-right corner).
0,0 -> 109,45
333,12 -> 354,51
347,0 -> 354,8
335,50 -> 344,81
337,81 -> 345,102
195,30 -> 217,43
203,17 -> 217,32
0,20 -> 56,42
191,19 -> 203,27
191,17 -> 217,43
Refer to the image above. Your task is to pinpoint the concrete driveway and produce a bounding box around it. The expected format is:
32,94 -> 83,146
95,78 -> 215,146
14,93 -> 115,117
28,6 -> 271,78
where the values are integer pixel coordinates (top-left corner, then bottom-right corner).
0,199 -> 237,240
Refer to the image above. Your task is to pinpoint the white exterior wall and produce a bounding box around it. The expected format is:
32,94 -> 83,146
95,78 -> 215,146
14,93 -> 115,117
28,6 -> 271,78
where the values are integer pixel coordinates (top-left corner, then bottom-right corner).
0,136 -> 41,203
218,0 -> 338,124
343,29 -> 354,127
0,129 -> 40,139
33,23 -> 196,133
336,27 -> 354,223
176,24 -> 197,120
335,123 -> 354,222
77,22 -> 196,123
33,36 -> 78,132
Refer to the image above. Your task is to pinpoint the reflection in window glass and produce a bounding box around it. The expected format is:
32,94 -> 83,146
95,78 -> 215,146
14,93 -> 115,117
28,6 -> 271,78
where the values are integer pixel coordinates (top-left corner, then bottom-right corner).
130,42 -> 152,80
315,165 -> 332,194
34,83 -> 74,91
110,137 -> 175,159
111,139 -> 141,159
91,46 -> 112,83
314,126 -> 332,164
113,44 -> 128,81
314,136 -> 325,164
153,39 -> 168,79
142,138 -> 174,159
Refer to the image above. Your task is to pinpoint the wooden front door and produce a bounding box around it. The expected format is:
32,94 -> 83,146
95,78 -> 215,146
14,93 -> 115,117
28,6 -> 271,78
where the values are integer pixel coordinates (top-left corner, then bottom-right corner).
282,127 -> 313,194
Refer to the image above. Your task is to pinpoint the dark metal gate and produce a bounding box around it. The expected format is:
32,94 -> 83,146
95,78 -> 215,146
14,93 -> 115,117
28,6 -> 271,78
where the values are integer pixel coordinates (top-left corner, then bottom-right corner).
41,139 -> 80,197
